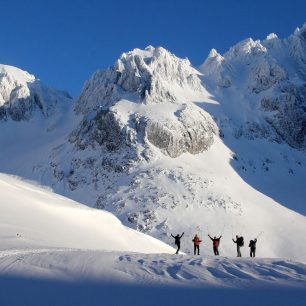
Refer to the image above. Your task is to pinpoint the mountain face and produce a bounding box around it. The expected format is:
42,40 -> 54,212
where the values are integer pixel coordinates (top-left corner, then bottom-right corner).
0,65 -> 72,121
0,24 -> 306,259
73,46 -> 217,158
199,23 -> 306,149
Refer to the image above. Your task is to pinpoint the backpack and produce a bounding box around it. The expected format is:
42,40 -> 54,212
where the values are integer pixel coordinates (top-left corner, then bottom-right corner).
249,240 -> 256,248
238,237 -> 244,247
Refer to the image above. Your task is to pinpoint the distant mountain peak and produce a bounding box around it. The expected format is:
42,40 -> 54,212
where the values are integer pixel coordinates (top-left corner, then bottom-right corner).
208,48 -> 220,58
0,64 -> 36,87
224,38 -> 267,60
293,22 -> 306,37
266,33 -> 278,41
0,64 -> 72,121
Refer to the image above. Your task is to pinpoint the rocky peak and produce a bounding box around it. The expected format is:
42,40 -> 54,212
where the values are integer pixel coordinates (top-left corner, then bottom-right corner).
75,46 -> 205,115
224,38 -> 267,61
0,64 -> 72,121
200,48 -> 224,70
288,23 -> 306,75
71,46 -> 218,161
199,22 -> 306,149
293,23 -> 306,39
262,33 -> 282,50
0,65 -> 35,106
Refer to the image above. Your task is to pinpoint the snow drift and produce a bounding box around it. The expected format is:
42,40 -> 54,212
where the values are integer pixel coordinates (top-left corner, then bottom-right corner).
0,173 -> 174,254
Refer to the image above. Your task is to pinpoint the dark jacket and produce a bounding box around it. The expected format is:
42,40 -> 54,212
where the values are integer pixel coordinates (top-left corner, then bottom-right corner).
233,236 -> 244,247
171,233 -> 184,245
249,239 -> 257,249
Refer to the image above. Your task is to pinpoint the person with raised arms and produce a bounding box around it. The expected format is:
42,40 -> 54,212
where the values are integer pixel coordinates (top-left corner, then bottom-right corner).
208,234 -> 222,255
192,234 -> 202,255
171,232 -> 184,254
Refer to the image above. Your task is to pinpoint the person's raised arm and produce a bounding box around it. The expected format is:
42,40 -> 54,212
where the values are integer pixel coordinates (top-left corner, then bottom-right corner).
171,234 -> 174,238
180,232 -> 184,238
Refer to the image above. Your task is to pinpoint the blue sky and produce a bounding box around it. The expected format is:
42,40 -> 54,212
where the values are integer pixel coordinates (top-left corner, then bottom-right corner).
0,0 -> 305,96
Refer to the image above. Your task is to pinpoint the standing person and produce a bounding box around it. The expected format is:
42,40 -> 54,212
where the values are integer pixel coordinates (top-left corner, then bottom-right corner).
249,238 -> 257,257
232,235 -> 244,257
192,234 -> 202,255
208,234 -> 222,255
171,232 -> 184,254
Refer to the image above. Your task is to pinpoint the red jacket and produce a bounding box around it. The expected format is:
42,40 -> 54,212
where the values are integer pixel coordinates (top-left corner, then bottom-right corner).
213,239 -> 220,247
209,235 -> 221,247
193,236 -> 202,246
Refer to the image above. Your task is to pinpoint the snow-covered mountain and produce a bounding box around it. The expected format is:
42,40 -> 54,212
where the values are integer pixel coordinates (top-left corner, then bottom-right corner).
0,24 -> 305,260
199,23 -> 306,149
74,46 -> 217,158
0,64 -> 72,121
198,23 -> 306,215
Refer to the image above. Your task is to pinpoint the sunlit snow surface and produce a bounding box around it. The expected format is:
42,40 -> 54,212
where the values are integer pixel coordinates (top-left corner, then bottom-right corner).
0,174 -> 306,306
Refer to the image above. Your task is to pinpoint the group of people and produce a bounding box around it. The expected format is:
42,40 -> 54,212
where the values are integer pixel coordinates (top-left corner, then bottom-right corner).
171,233 -> 258,257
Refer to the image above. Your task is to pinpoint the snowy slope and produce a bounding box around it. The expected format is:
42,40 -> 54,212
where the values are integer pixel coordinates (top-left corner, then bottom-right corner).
0,173 -> 174,253
0,175 -> 305,306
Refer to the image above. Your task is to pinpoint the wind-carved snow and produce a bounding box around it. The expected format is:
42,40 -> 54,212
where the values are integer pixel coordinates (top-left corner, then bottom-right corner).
0,64 -> 72,121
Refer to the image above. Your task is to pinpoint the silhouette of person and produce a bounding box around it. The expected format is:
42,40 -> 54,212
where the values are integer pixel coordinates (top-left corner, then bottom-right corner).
249,238 -> 257,257
171,232 -> 184,254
